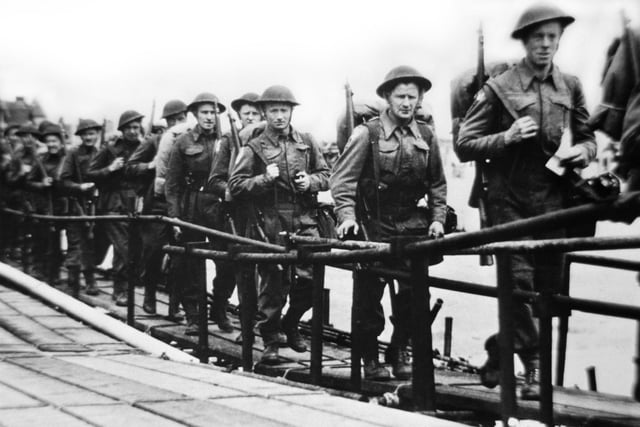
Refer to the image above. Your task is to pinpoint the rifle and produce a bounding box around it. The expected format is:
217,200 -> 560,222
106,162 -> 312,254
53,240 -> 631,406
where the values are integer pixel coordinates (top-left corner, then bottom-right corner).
345,81 -> 355,134
147,100 -> 156,136
72,150 -> 95,239
100,119 -> 107,146
473,24 -> 493,266
227,111 -> 242,192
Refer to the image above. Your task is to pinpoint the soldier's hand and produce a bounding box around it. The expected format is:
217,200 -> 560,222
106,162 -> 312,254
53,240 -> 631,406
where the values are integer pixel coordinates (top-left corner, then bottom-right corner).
20,163 -> 32,175
172,226 -> 182,241
505,116 -> 538,145
559,145 -> 591,168
265,163 -> 279,181
79,182 -> 95,192
108,157 -> 125,172
428,221 -> 445,239
337,219 -> 359,239
147,158 -> 156,169
293,171 -> 310,192
42,177 -> 54,187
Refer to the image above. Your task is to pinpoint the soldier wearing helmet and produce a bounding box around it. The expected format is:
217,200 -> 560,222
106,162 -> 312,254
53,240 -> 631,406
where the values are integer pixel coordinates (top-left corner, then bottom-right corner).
229,85 -> 330,364
25,124 -> 67,284
86,110 -> 144,306
59,119 -> 101,295
330,66 -> 447,381
125,99 -> 187,315
0,122 -> 23,260
208,91 -> 265,342
165,92 -> 236,335
456,3 -> 596,400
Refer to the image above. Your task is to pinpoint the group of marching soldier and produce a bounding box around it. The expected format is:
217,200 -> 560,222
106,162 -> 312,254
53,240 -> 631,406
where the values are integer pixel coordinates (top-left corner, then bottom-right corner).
0,2 -> 615,402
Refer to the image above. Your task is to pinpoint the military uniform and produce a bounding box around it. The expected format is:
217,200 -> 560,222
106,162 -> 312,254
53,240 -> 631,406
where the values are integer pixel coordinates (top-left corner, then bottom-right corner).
229,122 -> 330,350
25,149 -> 67,283
59,142 -> 98,291
86,116 -> 142,304
456,3 -> 595,399
456,59 -> 596,356
165,124 -> 234,325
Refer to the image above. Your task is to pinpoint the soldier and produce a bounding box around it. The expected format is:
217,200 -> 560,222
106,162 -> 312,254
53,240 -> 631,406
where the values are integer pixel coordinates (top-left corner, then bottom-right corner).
165,93 -> 235,335
86,110 -> 144,306
0,123 -> 22,260
59,119 -> 101,295
228,85 -> 330,364
6,124 -> 43,271
330,66 -> 447,380
25,124 -> 67,284
209,92 -> 265,341
455,3 -> 596,400
126,99 -> 187,314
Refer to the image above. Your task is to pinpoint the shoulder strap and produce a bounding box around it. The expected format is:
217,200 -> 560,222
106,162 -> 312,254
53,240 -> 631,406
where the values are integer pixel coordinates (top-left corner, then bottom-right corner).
364,120 -> 381,221
485,80 -> 519,120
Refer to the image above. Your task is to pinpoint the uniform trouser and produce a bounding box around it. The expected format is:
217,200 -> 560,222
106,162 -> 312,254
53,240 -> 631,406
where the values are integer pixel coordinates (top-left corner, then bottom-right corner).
488,195 -> 565,359
104,217 -> 131,294
139,219 -> 171,292
175,226 -> 235,319
33,221 -> 64,282
256,207 -> 318,345
66,222 -> 95,271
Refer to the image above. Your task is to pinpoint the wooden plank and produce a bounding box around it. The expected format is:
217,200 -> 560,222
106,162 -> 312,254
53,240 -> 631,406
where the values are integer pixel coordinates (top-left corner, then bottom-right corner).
0,299 -> 20,315
0,406 -> 92,427
65,404 -> 187,427
7,356 -> 187,404
32,315 -> 86,329
59,356 -> 248,400
214,396 -> 376,427
278,393 -> 463,427
104,354 -> 321,397
54,327 -> 122,345
0,314 -> 74,346
0,383 -> 43,409
0,360 -> 117,406
137,399 -> 287,427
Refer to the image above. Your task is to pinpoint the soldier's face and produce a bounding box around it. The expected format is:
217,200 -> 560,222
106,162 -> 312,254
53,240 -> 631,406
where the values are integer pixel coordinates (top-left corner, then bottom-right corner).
238,104 -> 261,128
45,135 -> 62,154
166,112 -> 186,128
523,21 -> 562,69
122,121 -> 142,142
20,134 -> 36,147
79,129 -> 99,146
386,83 -> 422,122
263,103 -> 292,132
196,104 -> 216,131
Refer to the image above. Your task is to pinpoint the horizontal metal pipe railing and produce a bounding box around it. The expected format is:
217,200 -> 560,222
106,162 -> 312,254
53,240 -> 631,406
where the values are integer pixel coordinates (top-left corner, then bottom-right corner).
567,253 -> 640,271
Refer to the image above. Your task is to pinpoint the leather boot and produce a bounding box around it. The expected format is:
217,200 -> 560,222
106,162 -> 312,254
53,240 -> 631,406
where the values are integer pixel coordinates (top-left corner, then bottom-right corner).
113,281 -> 128,306
210,300 -> 233,333
84,270 -> 99,296
281,311 -> 307,352
143,280 -> 157,314
362,333 -> 390,381
260,343 -> 280,365
520,353 -> 540,400
479,335 -> 501,389
387,328 -> 411,380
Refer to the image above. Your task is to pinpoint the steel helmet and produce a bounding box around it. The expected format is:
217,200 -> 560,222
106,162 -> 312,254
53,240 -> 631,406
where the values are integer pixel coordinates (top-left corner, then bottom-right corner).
187,93 -> 226,114
75,118 -> 102,135
376,65 -> 432,97
38,120 -> 55,135
39,123 -> 64,140
256,85 -> 299,106
511,3 -> 575,39
117,110 -> 144,131
4,122 -> 21,136
15,123 -> 40,137
161,99 -> 187,119
231,92 -> 260,112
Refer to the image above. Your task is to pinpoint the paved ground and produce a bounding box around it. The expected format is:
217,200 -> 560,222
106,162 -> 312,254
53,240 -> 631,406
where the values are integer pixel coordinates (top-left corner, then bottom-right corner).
0,279 -> 463,427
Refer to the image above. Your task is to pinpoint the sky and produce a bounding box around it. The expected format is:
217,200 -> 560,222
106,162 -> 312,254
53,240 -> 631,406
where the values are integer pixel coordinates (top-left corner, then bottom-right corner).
0,0 -> 638,142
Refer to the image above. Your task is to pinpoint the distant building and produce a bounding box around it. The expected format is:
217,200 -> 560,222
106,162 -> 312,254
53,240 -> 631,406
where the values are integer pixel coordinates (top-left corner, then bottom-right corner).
0,96 -> 47,129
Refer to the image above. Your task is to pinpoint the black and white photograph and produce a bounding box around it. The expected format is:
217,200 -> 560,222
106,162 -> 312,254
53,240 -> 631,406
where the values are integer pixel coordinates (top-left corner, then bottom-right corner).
0,0 -> 639,425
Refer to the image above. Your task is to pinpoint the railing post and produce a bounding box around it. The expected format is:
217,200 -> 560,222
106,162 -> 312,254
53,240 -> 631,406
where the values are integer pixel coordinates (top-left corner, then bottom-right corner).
310,261 -> 325,385
322,288 -> 332,327
22,215 -> 32,275
127,217 -> 139,326
444,316 -> 453,358
496,255 -> 517,422
350,269 -> 363,391
193,243 -> 209,364
410,255 -> 436,412
539,282 -> 554,426
556,257 -> 571,386
635,278 -> 640,401
236,252 -> 257,372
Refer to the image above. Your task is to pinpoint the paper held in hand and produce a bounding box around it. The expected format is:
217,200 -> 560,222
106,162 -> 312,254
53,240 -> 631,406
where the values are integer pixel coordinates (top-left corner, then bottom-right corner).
545,127 -> 573,176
